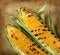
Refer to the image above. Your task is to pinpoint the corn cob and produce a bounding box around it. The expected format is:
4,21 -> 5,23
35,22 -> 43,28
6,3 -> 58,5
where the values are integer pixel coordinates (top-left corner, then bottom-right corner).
17,8 -> 60,53
6,25 -> 48,55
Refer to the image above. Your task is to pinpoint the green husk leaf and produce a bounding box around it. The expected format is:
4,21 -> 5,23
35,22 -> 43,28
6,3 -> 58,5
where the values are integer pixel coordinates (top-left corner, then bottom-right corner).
10,15 -> 59,55
38,4 -> 57,36
47,11 -> 57,36
38,4 -> 48,14
38,4 -> 48,23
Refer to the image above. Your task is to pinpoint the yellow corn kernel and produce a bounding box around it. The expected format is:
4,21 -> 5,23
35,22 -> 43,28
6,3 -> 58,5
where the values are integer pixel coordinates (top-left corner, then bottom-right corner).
6,25 -> 47,55
20,8 -> 60,52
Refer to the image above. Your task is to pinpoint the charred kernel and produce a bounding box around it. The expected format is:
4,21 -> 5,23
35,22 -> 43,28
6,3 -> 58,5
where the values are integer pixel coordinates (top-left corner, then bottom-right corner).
28,15 -> 33,17
40,38 -> 43,39
53,41 -> 56,44
30,45 -> 31,47
38,29 -> 40,31
51,32 -> 54,34
15,37 -> 18,40
35,30 -> 37,32
43,29 -> 46,31
11,35 -> 13,38
35,34 -> 38,36
37,46 -> 41,48
44,25 -> 47,28
42,49 -> 44,51
44,37 -> 46,39
41,22 -> 44,24
58,47 -> 60,49
55,36 -> 57,38
38,38 -> 41,40
46,52 -> 48,54
30,48 -> 31,50
31,48 -> 36,51
31,30 -> 34,32
26,52 -> 29,54
59,39 -> 60,41
48,29 -> 50,31
32,44 -> 36,46
37,51 -> 39,54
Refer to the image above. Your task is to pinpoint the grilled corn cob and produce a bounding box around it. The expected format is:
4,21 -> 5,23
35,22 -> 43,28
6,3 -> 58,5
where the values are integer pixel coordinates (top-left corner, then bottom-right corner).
6,25 -> 48,55
17,7 -> 60,52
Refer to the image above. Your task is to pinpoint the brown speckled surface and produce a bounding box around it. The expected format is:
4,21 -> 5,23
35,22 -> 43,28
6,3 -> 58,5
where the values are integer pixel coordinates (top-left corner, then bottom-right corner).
0,0 -> 60,55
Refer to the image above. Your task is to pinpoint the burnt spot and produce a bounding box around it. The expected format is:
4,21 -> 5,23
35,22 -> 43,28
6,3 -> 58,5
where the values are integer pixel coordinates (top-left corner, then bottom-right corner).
44,37 -> 46,39
55,36 -> 57,38
38,29 -> 40,31
46,52 -> 48,54
15,37 -> 18,40
38,38 -> 43,40
37,46 -> 41,48
44,25 -> 47,28
53,41 -> 56,44
58,39 -> 60,41
38,38 -> 41,40
48,29 -> 50,31
42,29 -> 46,31
35,30 -> 37,32
41,22 -> 44,24
51,32 -> 54,35
28,15 -> 33,17
31,30 -> 34,32
32,44 -> 36,46
39,33 -> 41,35
30,48 -> 31,50
30,45 -> 31,47
35,34 -> 39,36
26,52 -> 29,54
42,49 -> 44,51
58,47 -> 60,49
40,38 -> 43,39
31,48 -> 36,51
30,48 -> 36,51
37,51 -> 39,54
11,35 -> 14,38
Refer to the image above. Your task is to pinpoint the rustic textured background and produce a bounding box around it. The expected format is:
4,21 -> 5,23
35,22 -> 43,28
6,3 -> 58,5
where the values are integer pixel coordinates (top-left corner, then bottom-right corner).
0,0 -> 60,55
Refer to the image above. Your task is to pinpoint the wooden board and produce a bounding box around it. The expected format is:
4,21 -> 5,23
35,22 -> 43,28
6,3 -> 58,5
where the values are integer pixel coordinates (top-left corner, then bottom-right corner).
0,0 -> 60,55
